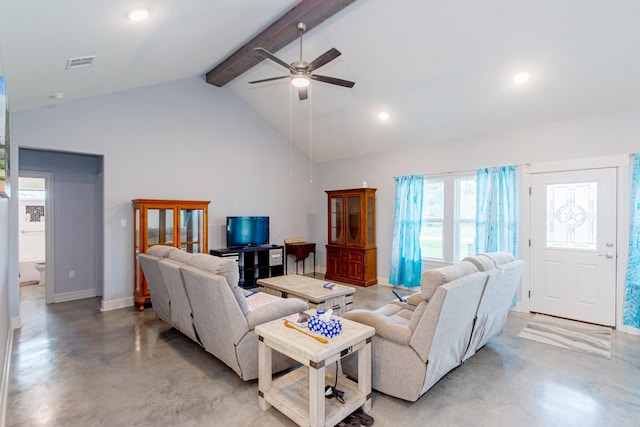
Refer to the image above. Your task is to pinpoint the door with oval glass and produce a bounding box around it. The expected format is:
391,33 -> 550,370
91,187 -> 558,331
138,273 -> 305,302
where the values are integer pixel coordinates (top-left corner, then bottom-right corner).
530,168 -> 616,326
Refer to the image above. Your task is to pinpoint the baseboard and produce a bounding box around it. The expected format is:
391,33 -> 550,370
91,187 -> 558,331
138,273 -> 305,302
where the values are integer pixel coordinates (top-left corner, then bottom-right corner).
619,324 -> 640,336
100,296 -> 134,312
511,302 -> 523,312
9,318 -> 20,331
54,288 -> 97,303
1,320 -> 16,427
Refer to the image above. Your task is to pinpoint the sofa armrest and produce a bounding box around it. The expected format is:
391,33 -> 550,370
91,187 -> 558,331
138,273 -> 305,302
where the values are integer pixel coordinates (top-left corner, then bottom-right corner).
245,298 -> 308,330
405,292 -> 423,307
343,309 -> 412,345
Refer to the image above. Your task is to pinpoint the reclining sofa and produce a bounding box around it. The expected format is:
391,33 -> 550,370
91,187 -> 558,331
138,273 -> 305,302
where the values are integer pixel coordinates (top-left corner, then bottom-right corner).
138,245 -> 308,381
341,252 -> 525,401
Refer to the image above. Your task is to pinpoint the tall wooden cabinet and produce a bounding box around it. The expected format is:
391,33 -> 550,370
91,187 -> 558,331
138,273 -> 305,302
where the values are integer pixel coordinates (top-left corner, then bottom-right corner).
325,188 -> 377,287
132,199 -> 209,310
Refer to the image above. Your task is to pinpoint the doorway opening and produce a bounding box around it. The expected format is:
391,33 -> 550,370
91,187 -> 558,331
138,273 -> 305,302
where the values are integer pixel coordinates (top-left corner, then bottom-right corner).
18,172 -> 54,303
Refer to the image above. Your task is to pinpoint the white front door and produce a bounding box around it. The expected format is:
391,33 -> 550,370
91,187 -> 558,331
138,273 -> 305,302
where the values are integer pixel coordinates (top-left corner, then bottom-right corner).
530,168 -> 617,326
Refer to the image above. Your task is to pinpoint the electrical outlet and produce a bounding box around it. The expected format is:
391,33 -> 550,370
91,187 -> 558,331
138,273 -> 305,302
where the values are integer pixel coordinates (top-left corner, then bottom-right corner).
69,270 -> 75,279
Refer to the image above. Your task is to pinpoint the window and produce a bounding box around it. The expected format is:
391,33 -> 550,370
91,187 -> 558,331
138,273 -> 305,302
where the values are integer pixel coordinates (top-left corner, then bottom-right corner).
421,175 -> 476,262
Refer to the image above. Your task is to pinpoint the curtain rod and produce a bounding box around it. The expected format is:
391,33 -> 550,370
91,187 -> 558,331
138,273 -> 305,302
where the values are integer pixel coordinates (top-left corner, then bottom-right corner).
394,163 -> 531,179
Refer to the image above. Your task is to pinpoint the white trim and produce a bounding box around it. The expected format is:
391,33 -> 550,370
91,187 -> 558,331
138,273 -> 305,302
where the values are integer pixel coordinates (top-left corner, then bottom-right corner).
53,288 -> 97,303
100,296 -> 134,312
528,154 -> 629,174
19,171 -> 54,304
523,154 -> 632,330
1,321 -> 16,427
9,318 -> 20,330
616,162 -> 630,330
619,325 -> 640,336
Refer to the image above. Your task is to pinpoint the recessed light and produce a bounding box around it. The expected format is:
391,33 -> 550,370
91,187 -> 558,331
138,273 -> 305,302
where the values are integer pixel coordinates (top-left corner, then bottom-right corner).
378,112 -> 390,121
513,72 -> 530,84
49,92 -> 64,101
129,9 -> 149,21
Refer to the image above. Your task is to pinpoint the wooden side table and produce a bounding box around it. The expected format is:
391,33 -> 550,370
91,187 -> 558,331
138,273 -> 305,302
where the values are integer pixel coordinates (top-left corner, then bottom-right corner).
255,314 -> 374,427
285,241 -> 316,275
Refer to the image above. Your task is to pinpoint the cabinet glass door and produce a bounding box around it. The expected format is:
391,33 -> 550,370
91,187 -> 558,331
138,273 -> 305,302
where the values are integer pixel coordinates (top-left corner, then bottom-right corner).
180,208 -> 203,253
329,196 -> 344,244
347,195 -> 361,245
147,208 -> 174,246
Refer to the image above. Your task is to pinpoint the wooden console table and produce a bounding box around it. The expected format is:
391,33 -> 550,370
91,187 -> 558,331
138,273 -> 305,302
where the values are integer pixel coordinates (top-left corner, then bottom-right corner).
285,241 -> 316,275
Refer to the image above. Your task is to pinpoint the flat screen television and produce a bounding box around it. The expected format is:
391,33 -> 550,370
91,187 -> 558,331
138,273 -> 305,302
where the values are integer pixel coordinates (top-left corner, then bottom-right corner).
226,216 -> 269,248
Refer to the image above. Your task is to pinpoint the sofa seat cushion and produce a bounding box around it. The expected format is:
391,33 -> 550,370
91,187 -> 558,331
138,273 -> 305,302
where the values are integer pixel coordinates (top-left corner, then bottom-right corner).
245,291 -> 282,312
344,308 -> 412,345
375,303 -> 413,325
420,261 -> 478,300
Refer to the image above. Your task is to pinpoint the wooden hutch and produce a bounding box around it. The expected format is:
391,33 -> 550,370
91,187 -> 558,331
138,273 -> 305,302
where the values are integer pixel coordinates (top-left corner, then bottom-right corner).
325,188 -> 377,286
132,199 -> 209,310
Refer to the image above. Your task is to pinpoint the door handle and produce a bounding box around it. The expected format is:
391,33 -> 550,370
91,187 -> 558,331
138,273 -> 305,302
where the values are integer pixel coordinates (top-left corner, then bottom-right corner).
598,252 -> 614,259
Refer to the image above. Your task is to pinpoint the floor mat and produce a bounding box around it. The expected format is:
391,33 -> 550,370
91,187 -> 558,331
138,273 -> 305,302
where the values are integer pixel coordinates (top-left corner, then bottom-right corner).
518,313 -> 612,359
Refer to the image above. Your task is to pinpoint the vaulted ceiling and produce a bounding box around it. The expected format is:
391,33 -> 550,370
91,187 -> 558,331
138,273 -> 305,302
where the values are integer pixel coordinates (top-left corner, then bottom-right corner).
1,0 -> 639,162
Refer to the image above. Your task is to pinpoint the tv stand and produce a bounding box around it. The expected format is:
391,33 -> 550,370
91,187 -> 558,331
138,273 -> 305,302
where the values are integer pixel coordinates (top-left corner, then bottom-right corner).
210,245 -> 284,288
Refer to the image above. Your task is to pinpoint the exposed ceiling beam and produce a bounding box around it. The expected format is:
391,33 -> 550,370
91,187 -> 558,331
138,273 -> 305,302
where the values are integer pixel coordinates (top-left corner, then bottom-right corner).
205,0 -> 357,87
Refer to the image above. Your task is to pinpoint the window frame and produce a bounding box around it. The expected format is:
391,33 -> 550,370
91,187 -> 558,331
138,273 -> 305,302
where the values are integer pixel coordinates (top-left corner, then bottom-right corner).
421,173 -> 477,264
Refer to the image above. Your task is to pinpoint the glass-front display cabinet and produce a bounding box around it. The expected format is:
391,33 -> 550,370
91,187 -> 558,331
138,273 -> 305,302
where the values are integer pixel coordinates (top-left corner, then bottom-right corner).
325,188 -> 377,286
132,199 -> 209,310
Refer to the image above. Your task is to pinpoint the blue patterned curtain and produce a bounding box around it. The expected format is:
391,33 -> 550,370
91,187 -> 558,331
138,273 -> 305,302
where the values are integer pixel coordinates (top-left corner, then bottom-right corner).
390,175 -> 424,287
624,155 -> 640,328
475,166 -> 518,256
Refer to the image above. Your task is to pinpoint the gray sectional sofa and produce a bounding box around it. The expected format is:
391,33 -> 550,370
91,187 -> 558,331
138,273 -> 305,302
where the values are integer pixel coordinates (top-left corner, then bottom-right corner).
138,246 -> 308,381
341,252 -> 525,402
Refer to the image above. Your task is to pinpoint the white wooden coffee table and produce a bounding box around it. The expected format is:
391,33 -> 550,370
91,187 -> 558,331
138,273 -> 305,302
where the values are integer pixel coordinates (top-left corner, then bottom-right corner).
257,275 -> 355,316
255,314 -> 374,427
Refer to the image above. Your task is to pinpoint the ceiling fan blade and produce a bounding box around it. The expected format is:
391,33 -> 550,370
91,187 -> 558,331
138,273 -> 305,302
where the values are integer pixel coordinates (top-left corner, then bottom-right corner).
298,87 -> 308,101
249,75 -> 289,84
310,74 -> 355,88
307,48 -> 342,72
254,47 -> 295,72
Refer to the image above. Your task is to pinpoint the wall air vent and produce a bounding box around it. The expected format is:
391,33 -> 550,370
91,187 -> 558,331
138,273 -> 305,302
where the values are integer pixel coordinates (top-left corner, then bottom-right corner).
66,55 -> 96,70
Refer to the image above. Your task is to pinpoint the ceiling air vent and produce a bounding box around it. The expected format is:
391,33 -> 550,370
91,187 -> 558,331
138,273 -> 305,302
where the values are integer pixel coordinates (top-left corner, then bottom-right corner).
65,55 -> 96,70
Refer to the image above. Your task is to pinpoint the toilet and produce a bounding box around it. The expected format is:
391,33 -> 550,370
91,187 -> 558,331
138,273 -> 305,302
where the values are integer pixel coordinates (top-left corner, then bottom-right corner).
35,262 -> 46,286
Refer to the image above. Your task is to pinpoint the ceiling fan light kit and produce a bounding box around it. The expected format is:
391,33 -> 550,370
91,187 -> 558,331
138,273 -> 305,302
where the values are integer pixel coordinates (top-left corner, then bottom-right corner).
291,75 -> 310,88
250,21 -> 355,100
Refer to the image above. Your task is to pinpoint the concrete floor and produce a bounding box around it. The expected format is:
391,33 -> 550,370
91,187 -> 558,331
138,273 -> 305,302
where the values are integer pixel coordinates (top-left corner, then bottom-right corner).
6,282 -> 640,426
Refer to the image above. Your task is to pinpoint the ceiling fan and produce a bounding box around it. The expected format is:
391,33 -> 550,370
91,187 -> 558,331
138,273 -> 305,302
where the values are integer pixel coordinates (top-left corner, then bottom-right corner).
250,22 -> 355,100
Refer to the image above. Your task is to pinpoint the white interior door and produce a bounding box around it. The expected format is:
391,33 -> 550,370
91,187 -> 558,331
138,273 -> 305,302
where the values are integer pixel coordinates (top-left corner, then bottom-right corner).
530,168 -> 617,326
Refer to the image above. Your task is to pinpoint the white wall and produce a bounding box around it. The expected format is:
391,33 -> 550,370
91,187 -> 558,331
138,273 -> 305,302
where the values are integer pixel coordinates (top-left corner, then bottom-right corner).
316,108 -> 640,283
10,77 -> 318,311
0,50 -> 17,423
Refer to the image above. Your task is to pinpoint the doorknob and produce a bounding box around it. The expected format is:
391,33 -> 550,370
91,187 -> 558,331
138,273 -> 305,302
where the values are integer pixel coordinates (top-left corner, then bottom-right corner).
598,252 -> 614,259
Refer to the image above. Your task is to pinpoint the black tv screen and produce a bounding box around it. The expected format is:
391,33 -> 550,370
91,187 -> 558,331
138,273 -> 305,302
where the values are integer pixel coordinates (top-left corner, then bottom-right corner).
226,216 -> 269,248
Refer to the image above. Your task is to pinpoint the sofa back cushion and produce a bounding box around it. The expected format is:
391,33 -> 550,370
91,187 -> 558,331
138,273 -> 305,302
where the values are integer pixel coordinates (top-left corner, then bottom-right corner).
146,245 -> 174,258
410,271 -> 487,394
420,261 -> 479,300
481,251 -> 514,266
183,253 -> 248,315
157,259 -> 200,344
167,248 -> 192,264
138,254 -> 172,323
462,255 -> 496,272
180,265 -> 247,376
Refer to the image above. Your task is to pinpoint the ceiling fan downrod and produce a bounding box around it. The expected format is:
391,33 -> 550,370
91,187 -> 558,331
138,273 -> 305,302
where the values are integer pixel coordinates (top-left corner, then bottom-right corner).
297,22 -> 306,62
